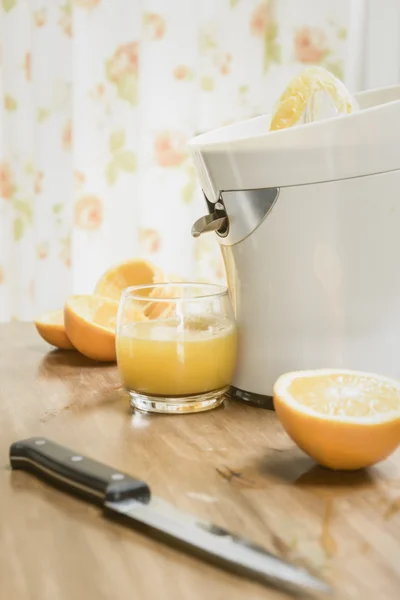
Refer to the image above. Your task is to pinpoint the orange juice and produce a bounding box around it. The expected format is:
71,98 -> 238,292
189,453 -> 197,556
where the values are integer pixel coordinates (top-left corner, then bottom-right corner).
117,315 -> 237,397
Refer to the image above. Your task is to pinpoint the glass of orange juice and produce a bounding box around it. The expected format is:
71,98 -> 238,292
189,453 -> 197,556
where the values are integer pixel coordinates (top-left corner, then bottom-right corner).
116,283 -> 237,414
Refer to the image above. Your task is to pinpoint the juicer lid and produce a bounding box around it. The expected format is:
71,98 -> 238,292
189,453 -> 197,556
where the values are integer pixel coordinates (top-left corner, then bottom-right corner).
189,85 -> 400,202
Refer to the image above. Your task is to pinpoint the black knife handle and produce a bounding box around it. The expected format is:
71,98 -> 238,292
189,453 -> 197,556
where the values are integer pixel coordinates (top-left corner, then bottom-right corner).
9,437 -> 151,504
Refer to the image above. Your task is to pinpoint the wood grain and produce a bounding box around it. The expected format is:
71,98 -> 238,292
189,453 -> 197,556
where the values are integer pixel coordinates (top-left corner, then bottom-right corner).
1,323 -> 400,600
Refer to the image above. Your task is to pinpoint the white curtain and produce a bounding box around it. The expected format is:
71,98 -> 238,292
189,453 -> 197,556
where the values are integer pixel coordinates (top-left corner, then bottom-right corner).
0,0 -> 391,321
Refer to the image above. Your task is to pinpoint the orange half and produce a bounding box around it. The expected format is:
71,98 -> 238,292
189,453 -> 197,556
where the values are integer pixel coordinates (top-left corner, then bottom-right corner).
269,66 -> 357,132
144,281 -> 184,320
64,295 -> 120,362
273,369 -> 400,470
34,310 -> 75,350
94,259 -> 164,301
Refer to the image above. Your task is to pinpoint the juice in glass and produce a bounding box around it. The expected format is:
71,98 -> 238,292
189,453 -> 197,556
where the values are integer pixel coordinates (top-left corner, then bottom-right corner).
116,284 -> 237,413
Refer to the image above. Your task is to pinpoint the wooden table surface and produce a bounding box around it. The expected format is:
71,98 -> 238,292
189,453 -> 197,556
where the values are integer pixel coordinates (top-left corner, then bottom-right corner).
1,323 -> 400,600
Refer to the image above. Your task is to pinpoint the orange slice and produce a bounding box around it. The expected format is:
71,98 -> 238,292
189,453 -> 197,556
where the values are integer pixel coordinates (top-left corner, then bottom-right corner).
34,309 -> 75,350
64,295 -> 120,362
94,259 -> 164,301
273,369 -> 400,470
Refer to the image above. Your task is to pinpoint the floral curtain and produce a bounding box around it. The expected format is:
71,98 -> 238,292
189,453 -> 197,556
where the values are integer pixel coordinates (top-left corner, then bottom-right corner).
0,0 -> 353,321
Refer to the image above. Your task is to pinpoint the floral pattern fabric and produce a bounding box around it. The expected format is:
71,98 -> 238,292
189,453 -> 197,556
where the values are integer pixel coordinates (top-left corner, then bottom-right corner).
0,0 -> 355,321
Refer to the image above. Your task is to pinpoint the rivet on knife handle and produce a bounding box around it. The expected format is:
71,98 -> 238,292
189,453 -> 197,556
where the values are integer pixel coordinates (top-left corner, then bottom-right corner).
9,437 -> 151,504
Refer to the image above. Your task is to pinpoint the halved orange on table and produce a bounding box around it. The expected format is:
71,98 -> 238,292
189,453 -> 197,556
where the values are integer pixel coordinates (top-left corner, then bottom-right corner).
34,309 -> 75,350
274,369 -> 400,470
144,280 -> 183,320
94,259 -> 164,301
64,295 -> 120,362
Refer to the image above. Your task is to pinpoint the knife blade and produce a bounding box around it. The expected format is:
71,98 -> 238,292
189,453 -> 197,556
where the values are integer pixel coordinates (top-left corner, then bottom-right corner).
9,437 -> 330,596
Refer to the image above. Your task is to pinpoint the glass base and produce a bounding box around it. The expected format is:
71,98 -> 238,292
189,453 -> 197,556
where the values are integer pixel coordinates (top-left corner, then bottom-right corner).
128,387 -> 228,414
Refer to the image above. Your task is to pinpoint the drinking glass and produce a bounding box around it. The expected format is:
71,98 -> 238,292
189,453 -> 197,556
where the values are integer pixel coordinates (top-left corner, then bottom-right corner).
116,283 -> 237,414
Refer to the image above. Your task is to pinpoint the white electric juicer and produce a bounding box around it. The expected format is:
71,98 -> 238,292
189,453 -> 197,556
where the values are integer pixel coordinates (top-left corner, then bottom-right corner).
190,84 -> 400,409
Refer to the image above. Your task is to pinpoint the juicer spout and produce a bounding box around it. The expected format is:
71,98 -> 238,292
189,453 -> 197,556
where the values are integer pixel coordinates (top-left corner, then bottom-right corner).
191,213 -> 227,238
191,201 -> 228,238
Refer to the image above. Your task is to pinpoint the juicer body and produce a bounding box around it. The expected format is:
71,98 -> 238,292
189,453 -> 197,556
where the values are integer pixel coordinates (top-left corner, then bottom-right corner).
222,170 -> 400,397
190,84 -> 400,404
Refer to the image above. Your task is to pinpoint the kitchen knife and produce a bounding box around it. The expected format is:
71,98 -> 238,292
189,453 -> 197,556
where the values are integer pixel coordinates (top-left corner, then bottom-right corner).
9,437 -> 330,596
